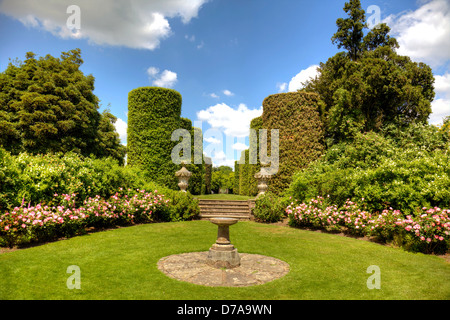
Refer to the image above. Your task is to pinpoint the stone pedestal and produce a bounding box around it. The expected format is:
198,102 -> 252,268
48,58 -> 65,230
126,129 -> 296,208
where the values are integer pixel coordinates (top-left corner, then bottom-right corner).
206,218 -> 240,269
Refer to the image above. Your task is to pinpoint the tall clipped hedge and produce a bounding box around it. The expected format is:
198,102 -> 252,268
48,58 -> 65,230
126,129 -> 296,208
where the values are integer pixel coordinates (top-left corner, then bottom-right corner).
204,157 -> 212,194
233,160 -> 240,195
235,117 -> 263,197
238,150 -> 250,196
248,116 -> 263,196
262,92 -> 325,194
179,117 -> 204,195
127,87 -> 182,189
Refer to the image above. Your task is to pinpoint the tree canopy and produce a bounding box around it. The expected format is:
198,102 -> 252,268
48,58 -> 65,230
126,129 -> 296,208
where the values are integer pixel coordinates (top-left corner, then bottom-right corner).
211,166 -> 234,194
0,49 -> 126,164
305,0 -> 435,143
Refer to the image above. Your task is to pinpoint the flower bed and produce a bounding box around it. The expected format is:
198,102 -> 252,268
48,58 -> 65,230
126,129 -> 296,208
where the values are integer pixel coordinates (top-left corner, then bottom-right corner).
0,188 -> 170,248
287,196 -> 450,254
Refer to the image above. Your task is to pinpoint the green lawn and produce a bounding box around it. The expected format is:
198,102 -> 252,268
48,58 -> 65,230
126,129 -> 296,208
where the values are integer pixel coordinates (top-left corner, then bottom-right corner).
0,221 -> 449,300
195,194 -> 254,200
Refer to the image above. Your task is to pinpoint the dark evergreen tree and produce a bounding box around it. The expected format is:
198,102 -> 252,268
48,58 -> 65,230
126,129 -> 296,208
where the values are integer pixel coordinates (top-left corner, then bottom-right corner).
304,0 -> 435,143
0,49 -> 126,163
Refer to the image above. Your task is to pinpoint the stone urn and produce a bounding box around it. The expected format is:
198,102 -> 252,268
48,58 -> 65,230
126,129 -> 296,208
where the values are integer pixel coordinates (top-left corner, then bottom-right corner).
175,164 -> 192,192
254,168 -> 272,198
206,217 -> 240,269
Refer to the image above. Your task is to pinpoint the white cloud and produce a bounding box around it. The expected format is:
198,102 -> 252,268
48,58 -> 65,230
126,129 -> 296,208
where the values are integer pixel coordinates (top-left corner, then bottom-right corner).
153,70 -> 178,88
197,103 -> 263,138
0,0 -> 208,50
196,41 -> 205,49
114,118 -> 128,145
210,150 -> 236,168
232,142 -> 248,151
384,0 -> 450,125
204,137 -> 221,144
147,67 -> 178,88
147,67 -> 159,77
209,93 -> 219,99
185,34 -> 195,42
435,73 -> 450,95
384,0 -> 450,68
430,72 -> 450,125
430,98 -> 450,125
277,82 -> 287,93
288,65 -> 319,92
223,90 -> 234,96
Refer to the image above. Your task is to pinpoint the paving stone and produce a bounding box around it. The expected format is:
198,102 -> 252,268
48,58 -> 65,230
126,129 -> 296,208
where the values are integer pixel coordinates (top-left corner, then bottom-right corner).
157,252 -> 289,287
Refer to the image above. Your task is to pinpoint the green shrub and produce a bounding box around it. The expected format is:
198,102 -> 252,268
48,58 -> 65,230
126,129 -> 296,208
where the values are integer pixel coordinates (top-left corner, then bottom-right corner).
252,192 -> 285,223
0,150 -> 143,212
0,150 -> 201,220
287,127 -> 450,215
139,180 -> 199,222
0,147 -> 19,211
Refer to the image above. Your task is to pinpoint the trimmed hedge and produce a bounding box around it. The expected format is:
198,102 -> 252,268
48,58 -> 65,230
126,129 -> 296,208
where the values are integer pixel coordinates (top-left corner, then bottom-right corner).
179,117 -> 204,195
127,87 -> 182,189
204,157 -> 212,194
235,116 -> 263,197
248,116 -> 263,196
261,92 -> 325,194
238,150 -> 250,196
233,160 -> 240,195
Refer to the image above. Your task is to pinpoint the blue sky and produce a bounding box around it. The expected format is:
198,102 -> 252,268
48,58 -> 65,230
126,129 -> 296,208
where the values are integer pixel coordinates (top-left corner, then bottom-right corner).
1,0 -> 449,167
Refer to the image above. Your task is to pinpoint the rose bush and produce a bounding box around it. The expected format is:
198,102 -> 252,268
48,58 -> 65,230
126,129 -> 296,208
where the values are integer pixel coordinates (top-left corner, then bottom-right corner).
287,197 -> 450,254
0,188 -> 171,247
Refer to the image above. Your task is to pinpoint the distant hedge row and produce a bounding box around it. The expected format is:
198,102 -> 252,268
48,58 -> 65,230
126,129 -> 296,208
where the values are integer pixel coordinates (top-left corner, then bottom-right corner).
180,117 -> 205,195
236,92 -> 325,196
235,116 -> 263,196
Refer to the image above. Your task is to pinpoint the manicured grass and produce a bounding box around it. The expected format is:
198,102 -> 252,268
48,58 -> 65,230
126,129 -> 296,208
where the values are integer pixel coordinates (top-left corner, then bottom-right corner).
195,194 -> 254,200
0,221 -> 449,300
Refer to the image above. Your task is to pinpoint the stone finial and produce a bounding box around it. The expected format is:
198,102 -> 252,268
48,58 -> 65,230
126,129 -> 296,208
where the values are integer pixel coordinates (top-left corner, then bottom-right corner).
175,163 -> 192,192
254,168 -> 272,198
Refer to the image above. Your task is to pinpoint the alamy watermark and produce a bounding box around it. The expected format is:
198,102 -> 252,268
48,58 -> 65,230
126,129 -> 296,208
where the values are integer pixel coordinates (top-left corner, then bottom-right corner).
66,265 -> 81,289
367,5 -> 382,29
66,5 -> 81,31
366,265 -> 381,289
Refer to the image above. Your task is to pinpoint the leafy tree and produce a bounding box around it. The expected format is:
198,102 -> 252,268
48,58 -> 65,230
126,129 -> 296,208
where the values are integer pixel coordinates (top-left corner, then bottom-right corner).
0,49 -> 126,164
211,166 -> 234,194
96,109 -> 127,165
331,0 -> 367,61
305,0 -> 435,144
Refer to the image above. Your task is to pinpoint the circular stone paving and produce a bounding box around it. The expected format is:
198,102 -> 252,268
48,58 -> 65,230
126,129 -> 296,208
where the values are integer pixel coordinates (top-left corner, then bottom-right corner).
157,252 -> 290,287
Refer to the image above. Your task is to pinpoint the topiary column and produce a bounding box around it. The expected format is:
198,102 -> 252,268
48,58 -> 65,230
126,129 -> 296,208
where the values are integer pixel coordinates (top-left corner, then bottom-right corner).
127,87 -> 182,189
261,92 -> 325,194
